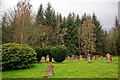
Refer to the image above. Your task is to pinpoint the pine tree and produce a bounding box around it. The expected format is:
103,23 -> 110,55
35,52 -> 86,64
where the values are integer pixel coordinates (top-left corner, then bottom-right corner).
105,17 -> 119,55
92,12 -> 104,54
80,13 -> 87,24
75,14 -> 81,26
64,13 -> 77,55
114,17 -> 119,55
60,17 -> 67,28
36,4 -> 45,25
2,13 -> 13,43
44,2 -> 57,30
102,30 -> 108,53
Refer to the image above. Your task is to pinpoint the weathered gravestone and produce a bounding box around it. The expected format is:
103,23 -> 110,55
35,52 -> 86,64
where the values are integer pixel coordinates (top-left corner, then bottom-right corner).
46,55 -> 49,62
75,55 -> 79,60
80,55 -> 83,60
41,56 -> 45,62
93,56 -> 95,60
72,55 -> 75,59
96,55 -> 99,59
75,56 -> 78,60
52,58 -> 55,63
87,54 -> 92,63
101,56 -> 103,59
46,63 -> 54,76
70,55 -> 75,61
106,54 -> 112,63
75,58 -> 78,60
70,57 -> 74,61
68,56 -> 70,60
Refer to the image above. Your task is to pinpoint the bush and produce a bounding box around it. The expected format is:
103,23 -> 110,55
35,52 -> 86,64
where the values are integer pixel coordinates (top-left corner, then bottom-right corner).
33,47 -> 43,61
42,46 -> 51,57
2,43 -> 37,71
42,46 -> 52,62
51,45 -> 67,62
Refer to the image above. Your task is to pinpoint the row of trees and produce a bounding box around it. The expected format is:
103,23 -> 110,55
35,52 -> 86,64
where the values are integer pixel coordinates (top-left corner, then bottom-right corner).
2,0 -> 119,55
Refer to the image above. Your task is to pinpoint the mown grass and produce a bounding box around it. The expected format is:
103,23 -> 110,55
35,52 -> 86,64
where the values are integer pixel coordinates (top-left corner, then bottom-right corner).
2,56 -> 118,78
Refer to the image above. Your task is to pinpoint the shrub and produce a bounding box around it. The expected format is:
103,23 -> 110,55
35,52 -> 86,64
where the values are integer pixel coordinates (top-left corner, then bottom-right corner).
2,43 -> 37,71
42,46 -> 52,62
33,47 -> 43,61
42,46 -> 51,57
51,45 -> 67,62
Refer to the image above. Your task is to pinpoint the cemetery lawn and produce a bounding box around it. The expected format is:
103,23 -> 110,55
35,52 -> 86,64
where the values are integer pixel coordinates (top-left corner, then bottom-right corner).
2,56 -> 118,78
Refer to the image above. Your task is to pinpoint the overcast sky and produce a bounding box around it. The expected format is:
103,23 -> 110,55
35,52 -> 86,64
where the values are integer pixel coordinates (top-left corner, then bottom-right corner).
1,0 -> 119,32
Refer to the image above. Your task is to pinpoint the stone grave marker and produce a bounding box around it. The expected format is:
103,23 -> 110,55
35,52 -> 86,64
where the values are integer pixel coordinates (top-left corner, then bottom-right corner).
41,56 -> 45,62
93,56 -> 95,60
46,55 -> 49,62
46,63 -> 54,76
95,57 -> 97,60
96,55 -> 99,59
72,55 -> 75,59
106,54 -> 112,63
70,57 -> 74,61
87,54 -> 92,63
76,55 -> 79,60
101,56 -> 103,59
75,58 -> 78,60
52,58 -> 55,63
80,55 -> 83,60
68,56 -> 70,60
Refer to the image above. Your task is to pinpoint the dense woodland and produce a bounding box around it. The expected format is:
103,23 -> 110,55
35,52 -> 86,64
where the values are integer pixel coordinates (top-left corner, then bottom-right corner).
1,0 -> 120,56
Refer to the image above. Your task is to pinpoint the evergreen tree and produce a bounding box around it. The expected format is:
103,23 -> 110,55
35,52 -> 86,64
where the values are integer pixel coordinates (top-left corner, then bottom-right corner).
36,4 -> 45,25
64,13 -> 77,55
80,13 -> 87,24
44,2 -> 57,30
74,14 -> 82,55
105,17 -> 119,55
114,17 -> 119,55
75,14 -> 81,26
2,14 -> 13,43
60,17 -> 67,28
92,13 -> 104,54
102,30 -> 108,53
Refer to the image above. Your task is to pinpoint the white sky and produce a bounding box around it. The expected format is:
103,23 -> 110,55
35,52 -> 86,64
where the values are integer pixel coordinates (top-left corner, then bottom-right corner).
1,0 -> 119,31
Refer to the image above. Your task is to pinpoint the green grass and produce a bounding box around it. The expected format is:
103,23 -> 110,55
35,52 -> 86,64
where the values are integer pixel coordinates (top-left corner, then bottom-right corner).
2,56 -> 118,78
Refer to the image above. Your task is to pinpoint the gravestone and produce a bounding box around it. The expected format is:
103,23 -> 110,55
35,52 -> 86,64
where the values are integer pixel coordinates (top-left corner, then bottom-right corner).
70,57 -> 74,61
95,57 -> 97,60
106,54 -> 112,63
87,54 -> 92,63
96,55 -> 99,59
93,56 -> 95,60
46,55 -> 49,62
52,58 -> 55,63
46,63 -> 54,76
68,56 -> 70,60
101,56 -> 103,59
41,56 -> 45,62
75,58 -> 78,60
80,55 -> 83,60
72,55 -> 75,59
